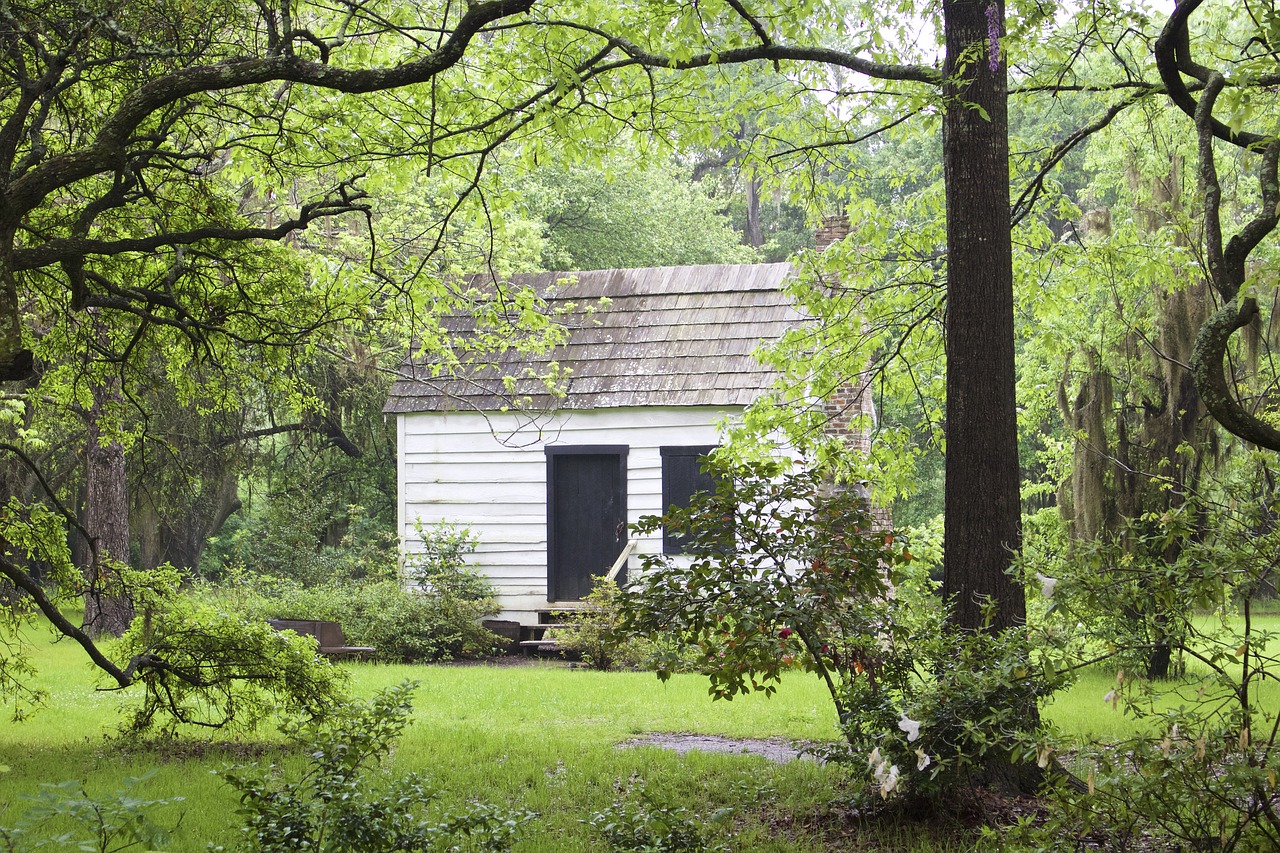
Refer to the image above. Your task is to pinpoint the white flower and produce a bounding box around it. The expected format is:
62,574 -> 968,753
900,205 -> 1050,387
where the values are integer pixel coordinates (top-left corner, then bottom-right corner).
898,713 -> 921,742
867,747 -> 882,769
915,748 -> 931,771
1036,746 -> 1052,769
1103,689 -> 1118,707
1036,572 -> 1057,599
878,763 -> 901,798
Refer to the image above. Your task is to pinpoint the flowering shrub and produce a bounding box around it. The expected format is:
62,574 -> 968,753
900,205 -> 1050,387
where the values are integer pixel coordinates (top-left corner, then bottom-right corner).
624,458 -> 1063,804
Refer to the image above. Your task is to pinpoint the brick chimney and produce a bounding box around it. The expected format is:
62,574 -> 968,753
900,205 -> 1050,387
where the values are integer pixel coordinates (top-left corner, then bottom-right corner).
812,215 -> 890,526
814,215 -> 852,254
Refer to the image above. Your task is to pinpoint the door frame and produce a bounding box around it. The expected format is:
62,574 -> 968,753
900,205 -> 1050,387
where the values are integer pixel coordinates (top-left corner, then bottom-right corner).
545,445 -> 628,602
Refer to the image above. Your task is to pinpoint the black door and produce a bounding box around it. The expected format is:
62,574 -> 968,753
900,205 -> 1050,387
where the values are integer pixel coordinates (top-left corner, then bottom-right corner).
546,447 -> 627,601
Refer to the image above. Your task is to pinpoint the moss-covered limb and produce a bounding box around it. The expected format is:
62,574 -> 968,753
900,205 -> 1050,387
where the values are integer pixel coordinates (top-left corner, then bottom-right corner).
1169,0 -> 1280,455
1190,299 -> 1280,452
1154,0 -> 1276,150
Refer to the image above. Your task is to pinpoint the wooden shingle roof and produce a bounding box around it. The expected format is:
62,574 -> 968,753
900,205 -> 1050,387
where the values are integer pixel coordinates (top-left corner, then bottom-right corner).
384,263 -> 800,414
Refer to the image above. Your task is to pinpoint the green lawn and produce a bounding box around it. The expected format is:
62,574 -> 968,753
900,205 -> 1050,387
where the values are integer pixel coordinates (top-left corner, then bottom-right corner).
1044,613 -> 1280,742
3,614 -> 1277,851
1,633 -> 856,851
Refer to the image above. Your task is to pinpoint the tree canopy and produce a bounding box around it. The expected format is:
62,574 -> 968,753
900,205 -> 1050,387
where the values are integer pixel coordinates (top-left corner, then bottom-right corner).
3,0 -> 1280,783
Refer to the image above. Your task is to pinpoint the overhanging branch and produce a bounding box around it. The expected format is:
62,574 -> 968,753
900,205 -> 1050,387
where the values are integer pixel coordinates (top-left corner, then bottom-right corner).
1191,299 -> 1280,452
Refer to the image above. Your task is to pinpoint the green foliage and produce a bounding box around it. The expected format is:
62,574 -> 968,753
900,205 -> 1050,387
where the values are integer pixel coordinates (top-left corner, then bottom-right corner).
116,597 -> 349,736
203,500 -> 399,587
0,774 -> 182,853
1045,506 -> 1219,679
517,152 -> 756,271
404,522 -> 480,585
626,458 -> 1064,803
552,578 -> 682,671
333,580 -> 501,664
0,499 -> 82,715
219,682 -> 536,853
1010,721 -> 1280,852
1008,463 -> 1280,850
585,780 -> 735,853
199,576 -> 502,664
197,521 -> 501,663
627,458 -> 909,698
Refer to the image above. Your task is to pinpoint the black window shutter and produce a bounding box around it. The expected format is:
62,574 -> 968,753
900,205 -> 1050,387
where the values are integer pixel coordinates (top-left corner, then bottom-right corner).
660,445 -> 718,554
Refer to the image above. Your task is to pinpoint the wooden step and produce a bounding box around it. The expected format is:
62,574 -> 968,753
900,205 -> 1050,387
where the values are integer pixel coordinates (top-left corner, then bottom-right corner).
518,638 -> 563,648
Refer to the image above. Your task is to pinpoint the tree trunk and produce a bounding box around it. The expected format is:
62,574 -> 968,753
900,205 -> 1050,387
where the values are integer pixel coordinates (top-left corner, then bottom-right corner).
744,174 -> 764,248
940,0 -> 1026,634
82,326 -> 134,637
0,252 -> 35,382
135,468 -> 241,574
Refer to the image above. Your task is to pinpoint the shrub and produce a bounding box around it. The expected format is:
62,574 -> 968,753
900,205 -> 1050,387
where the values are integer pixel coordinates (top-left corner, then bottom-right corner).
624,458 -> 1065,803
1004,469 -> 1280,852
196,568 -> 503,664
116,596 -> 349,735
220,682 -> 536,853
327,579 -> 502,663
195,520 -> 502,663
0,775 -> 183,853
404,521 -> 479,584
201,503 -> 398,586
553,578 -> 687,671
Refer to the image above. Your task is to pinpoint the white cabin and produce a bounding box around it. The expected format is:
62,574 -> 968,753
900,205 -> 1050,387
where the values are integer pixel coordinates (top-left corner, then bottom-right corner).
384,262 -> 870,626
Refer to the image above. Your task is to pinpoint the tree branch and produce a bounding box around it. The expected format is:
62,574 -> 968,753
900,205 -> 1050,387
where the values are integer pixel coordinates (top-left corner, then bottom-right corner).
544,20 -> 940,86
0,555 -> 132,687
13,182 -> 369,272
3,0 -> 536,219
1154,0 -> 1270,149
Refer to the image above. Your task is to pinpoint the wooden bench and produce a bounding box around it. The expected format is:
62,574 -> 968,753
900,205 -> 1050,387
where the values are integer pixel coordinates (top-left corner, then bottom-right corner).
267,619 -> 376,660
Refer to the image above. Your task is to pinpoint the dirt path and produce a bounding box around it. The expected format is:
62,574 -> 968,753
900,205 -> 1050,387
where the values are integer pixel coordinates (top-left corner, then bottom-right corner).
618,734 -> 816,763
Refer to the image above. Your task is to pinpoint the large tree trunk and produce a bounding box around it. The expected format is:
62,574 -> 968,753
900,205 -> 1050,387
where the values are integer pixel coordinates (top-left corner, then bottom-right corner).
82,315 -> 134,637
940,0 -> 1026,634
940,0 -> 1040,795
135,468 -> 242,573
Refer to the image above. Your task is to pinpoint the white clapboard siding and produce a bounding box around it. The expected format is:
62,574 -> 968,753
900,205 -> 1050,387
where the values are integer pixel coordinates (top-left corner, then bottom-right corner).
397,406 -> 735,623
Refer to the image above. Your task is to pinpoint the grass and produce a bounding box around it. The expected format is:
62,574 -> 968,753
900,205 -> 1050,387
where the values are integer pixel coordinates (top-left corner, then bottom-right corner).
3,612 -> 1278,851
1043,613 -> 1280,742
1,631 -> 862,852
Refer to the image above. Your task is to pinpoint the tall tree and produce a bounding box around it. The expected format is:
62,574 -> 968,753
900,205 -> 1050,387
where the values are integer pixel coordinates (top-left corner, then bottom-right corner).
516,152 -> 755,270
939,0 -> 1024,632
81,312 -> 132,637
